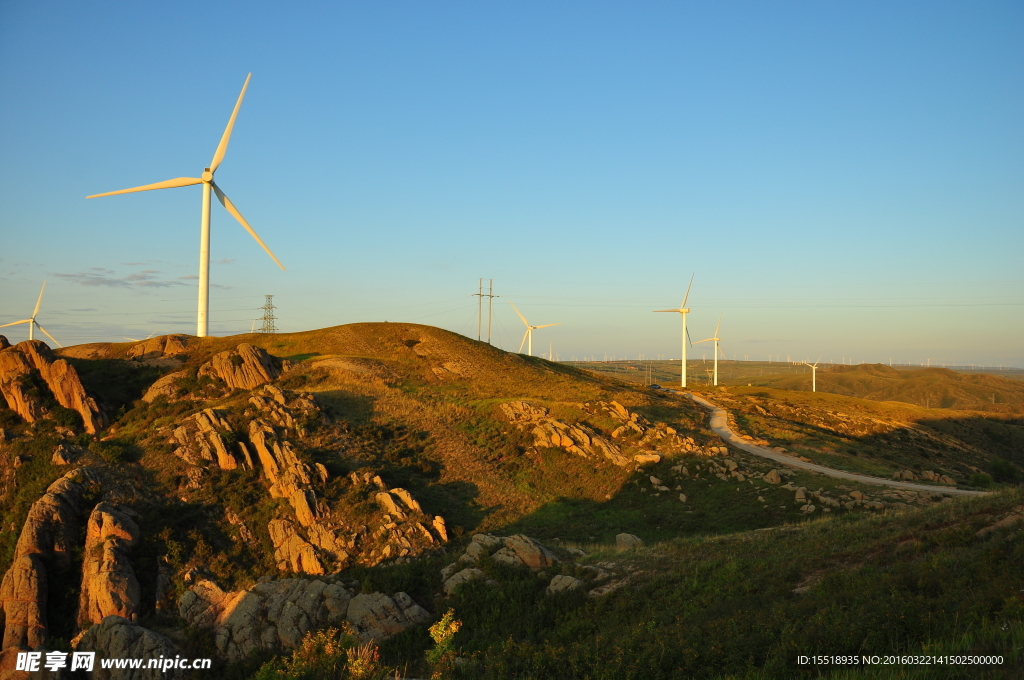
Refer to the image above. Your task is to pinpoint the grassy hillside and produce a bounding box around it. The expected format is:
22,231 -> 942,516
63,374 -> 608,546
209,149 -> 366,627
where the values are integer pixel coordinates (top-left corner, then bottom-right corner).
0,324 -> 1019,678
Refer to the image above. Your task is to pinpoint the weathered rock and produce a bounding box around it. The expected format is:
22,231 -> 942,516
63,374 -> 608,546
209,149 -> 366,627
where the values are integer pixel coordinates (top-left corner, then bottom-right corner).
443,568 -> 491,595
490,547 -> 524,567
546,575 -> 582,595
795,488 -> 807,501
0,340 -> 106,433
850,491 -> 866,501
471,533 -> 503,549
126,335 -> 190,363
346,592 -> 430,644
78,503 -> 142,627
615,533 -> 643,550
141,370 -> 189,403
178,578 -> 353,661
764,470 -> 782,484
503,535 -> 557,570
198,344 -> 280,391
51,442 -> 83,465
0,555 -> 47,650
633,453 -> 661,465
76,615 -> 183,680
0,468 -> 101,650
268,520 -> 325,575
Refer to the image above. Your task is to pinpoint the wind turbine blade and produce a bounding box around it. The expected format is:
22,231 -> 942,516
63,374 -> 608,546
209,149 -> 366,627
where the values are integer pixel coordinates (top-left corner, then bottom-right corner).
35,324 -> 62,348
714,314 -> 721,337
518,330 -> 529,353
211,182 -> 285,270
681,272 -> 695,307
814,356 -> 821,368
686,326 -> 693,347
31,281 -> 47,318
124,337 -> 140,342
653,309 -> 679,313
210,73 -> 251,173
534,323 -> 561,329
693,338 -> 713,344
86,177 -> 203,199
0,320 -> 32,328
508,302 -> 529,327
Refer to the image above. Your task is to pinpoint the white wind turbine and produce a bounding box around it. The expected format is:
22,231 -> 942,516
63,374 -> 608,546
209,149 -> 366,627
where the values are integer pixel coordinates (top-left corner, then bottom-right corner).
86,74 -> 284,338
653,273 -> 695,388
1,281 -> 62,347
802,358 -> 821,392
694,314 -> 724,386
509,303 -> 561,357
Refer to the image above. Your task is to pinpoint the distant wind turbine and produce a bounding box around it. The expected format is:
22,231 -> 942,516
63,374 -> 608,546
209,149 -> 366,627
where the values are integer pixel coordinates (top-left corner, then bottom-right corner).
1,281 -> 61,347
124,331 -> 158,342
653,274 -> 695,388
86,74 -> 284,338
694,314 -> 724,386
509,303 -> 561,357
802,358 -> 821,392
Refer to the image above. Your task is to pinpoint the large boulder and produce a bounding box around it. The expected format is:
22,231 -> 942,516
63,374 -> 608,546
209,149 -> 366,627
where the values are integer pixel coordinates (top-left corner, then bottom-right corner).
198,344 -> 280,391
0,468 -> 101,650
78,503 -> 142,627
0,340 -> 106,433
346,592 -> 430,644
126,335 -> 190,363
76,616 -> 183,680
616,533 -> 644,550
503,535 -> 558,570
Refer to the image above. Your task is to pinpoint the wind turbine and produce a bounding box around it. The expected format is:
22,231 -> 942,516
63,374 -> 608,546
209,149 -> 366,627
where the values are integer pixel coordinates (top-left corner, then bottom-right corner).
694,314 -> 723,386
653,274 -> 694,388
509,303 -> 561,357
123,331 -> 158,342
1,281 -> 62,347
86,74 -> 284,338
802,358 -> 821,392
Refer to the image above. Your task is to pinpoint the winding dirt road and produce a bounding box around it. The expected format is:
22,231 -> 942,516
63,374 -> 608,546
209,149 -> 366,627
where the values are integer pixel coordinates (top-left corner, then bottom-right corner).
685,392 -> 988,497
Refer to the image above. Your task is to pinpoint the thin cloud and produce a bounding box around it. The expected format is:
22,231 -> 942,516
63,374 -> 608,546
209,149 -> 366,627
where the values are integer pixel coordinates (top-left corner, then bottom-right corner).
56,269 -> 187,289
217,258 -> 236,265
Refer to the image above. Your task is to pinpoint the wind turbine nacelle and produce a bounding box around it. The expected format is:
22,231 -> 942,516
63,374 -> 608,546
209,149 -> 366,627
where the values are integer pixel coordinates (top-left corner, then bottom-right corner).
202,169 -> 214,181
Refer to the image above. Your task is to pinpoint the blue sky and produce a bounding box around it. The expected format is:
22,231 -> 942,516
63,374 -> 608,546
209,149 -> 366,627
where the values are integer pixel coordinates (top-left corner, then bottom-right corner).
1,1 -> 1021,367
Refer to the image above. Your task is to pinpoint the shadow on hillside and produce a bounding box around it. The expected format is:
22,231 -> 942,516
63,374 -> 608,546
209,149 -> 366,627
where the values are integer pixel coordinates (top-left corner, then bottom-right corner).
414,479 -> 489,534
314,390 -> 377,426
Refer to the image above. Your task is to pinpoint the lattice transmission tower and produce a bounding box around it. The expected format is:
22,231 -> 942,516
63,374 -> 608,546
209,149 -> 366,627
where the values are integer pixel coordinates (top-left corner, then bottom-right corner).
258,295 -> 278,333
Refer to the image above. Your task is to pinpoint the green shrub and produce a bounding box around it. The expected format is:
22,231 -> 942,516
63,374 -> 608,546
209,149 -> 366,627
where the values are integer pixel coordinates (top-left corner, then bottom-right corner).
969,473 -> 994,488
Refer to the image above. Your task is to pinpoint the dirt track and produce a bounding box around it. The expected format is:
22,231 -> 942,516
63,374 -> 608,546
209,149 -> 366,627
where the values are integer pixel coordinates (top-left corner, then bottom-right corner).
685,392 -> 988,497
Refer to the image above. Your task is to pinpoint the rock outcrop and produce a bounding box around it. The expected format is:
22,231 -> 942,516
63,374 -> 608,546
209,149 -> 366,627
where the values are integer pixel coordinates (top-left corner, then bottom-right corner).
500,400 -> 708,467
76,616 -> 183,680
346,592 -> 431,644
78,503 -> 142,627
0,468 -> 101,650
126,335 -> 190,364
0,340 -> 106,433
615,533 -> 644,549
500,401 -> 630,466
198,344 -> 280,391
178,578 -> 428,660
171,408 -> 242,470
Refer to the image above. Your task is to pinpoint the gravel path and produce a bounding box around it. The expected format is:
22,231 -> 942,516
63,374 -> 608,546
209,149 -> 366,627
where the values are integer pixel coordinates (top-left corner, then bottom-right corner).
685,392 -> 988,497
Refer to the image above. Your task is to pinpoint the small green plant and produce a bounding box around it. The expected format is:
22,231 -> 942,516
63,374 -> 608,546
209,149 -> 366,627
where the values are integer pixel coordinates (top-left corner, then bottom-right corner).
969,472 -> 994,488
426,608 -> 462,680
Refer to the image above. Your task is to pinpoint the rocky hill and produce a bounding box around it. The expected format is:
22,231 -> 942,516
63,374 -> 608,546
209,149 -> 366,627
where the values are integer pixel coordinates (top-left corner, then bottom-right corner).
0,326 -> 1020,679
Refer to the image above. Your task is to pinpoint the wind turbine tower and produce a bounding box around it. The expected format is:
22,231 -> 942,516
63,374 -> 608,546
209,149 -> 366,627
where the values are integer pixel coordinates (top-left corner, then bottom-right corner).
87,74 -> 285,338
1,281 -> 61,347
509,303 -> 561,357
802,358 -> 821,392
694,315 -> 723,386
653,274 -> 694,388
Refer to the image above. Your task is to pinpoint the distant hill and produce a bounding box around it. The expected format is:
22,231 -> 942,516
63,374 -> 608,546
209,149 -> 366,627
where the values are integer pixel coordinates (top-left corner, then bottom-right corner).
758,363 -> 1024,414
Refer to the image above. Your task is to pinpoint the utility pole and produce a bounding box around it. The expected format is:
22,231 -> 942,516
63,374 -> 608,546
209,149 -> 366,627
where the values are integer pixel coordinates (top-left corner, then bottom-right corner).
258,295 -> 277,333
473,279 -> 483,341
472,279 -> 499,344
